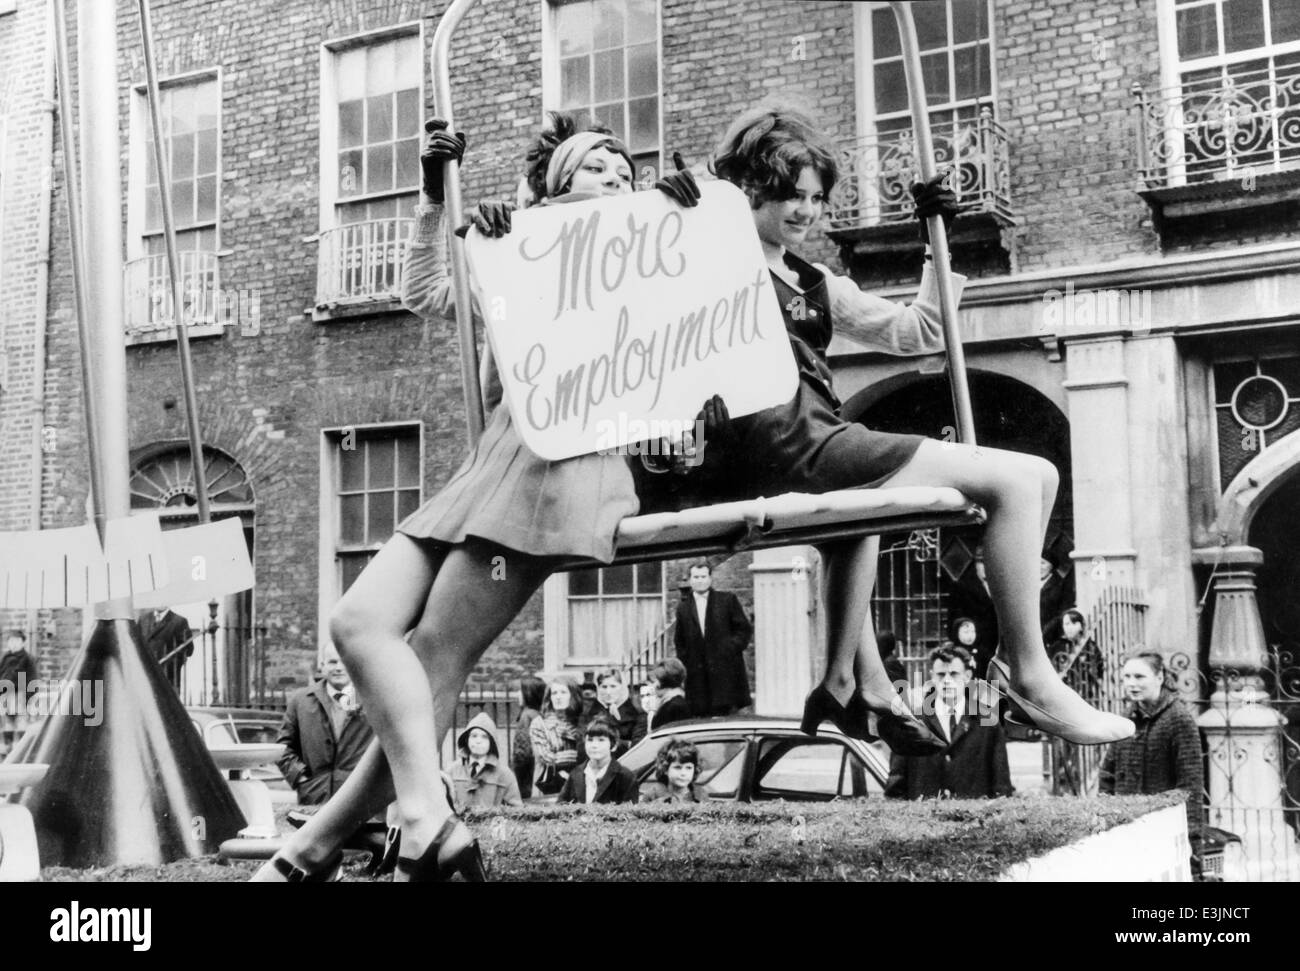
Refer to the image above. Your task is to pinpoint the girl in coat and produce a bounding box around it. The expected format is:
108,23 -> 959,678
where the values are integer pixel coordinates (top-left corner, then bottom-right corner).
1100,651 -> 1205,840
448,712 -> 523,811
255,115 -> 699,882
529,677 -> 585,795
695,102 -> 1132,751
640,738 -> 710,804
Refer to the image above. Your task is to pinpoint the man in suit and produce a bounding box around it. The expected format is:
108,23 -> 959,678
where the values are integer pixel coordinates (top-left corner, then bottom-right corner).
673,561 -> 753,717
885,645 -> 1013,800
558,718 -> 638,804
585,669 -> 646,756
138,607 -> 194,693
277,642 -> 375,805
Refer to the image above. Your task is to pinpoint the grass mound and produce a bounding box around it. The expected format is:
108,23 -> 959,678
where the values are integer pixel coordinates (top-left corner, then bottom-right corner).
39,793 -> 1182,882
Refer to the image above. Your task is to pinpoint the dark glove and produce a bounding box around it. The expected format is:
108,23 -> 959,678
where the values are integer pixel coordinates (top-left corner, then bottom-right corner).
421,119 -> 466,203
454,200 -> 514,239
653,151 -> 701,208
910,172 -> 959,245
662,394 -> 732,474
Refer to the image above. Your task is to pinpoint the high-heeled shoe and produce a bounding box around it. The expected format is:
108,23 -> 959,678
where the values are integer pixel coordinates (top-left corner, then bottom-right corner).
800,684 -> 856,738
848,691 -> 946,756
395,815 -> 487,883
985,656 -> 1134,745
265,848 -> 344,883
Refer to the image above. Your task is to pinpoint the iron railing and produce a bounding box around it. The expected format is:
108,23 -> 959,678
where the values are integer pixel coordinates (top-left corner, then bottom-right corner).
315,217 -> 413,307
122,250 -> 220,335
1132,62 -> 1300,189
176,623 -> 284,711
626,618 -> 675,689
828,108 -> 1015,232
872,528 -> 950,691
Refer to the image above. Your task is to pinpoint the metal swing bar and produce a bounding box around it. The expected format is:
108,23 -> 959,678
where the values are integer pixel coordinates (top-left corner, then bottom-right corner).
428,0 -> 983,566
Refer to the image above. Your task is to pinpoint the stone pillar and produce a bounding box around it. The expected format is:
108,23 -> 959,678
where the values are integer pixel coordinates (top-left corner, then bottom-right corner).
749,545 -> 820,717
1192,545 -> 1297,881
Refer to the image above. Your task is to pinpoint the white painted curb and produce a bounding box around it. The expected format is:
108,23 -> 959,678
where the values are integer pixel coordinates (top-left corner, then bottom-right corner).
999,805 -> 1191,882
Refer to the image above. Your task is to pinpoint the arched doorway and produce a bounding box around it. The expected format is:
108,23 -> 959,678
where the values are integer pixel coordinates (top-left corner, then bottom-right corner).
850,371 -> 1074,685
129,442 -> 260,707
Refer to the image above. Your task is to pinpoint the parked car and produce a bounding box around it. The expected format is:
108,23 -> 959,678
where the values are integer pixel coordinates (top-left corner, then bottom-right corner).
188,706 -> 293,806
618,717 -> 891,802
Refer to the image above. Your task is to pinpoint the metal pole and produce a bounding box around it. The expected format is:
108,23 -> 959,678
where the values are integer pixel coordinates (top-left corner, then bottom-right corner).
136,0 -> 211,525
430,0 -> 485,445
890,1 -> 977,447
50,0 -> 107,544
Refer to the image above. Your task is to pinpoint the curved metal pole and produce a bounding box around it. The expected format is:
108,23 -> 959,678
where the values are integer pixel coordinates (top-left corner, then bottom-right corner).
430,0 -> 485,445
137,0 -> 212,524
50,0 -> 107,543
891,1 -> 977,447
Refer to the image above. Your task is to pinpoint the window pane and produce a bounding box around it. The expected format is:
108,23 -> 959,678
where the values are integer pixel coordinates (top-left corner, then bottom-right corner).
922,50 -> 950,104
340,554 -> 369,594
340,442 -> 365,491
594,0 -> 624,49
395,87 -> 420,138
591,102 -> 625,139
628,96 -> 658,152
170,86 -> 194,134
145,188 -> 160,232
339,99 -> 365,148
367,41 -> 397,97
872,7 -> 900,58
561,56 -> 591,107
340,494 -> 365,544
397,489 -> 420,522
755,738 -> 843,796
396,192 -> 418,218
368,438 -> 396,488
396,435 -> 420,486
1273,0 -> 1300,42
628,0 -> 656,42
171,179 -> 194,223
1177,3 -> 1219,59
1223,0 -> 1266,52
171,133 -> 194,179
954,43 -> 991,100
366,144 -> 394,193
570,567 -> 599,596
603,564 -> 634,594
593,48 -> 624,102
336,46 -> 366,101
952,0 -> 984,43
367,491 -> 394,540
914,0 -> 948,50
875,60 -> 908,114
195,85 -> 218,131
366,93 -> 393,142
196,176 -> 217,223
628,42 -> 657,97
339,149 -> 363,196
395,137 -> 420,188
557,0 -> 593,56
635,561 -> 660,593
196,128 -> 217,174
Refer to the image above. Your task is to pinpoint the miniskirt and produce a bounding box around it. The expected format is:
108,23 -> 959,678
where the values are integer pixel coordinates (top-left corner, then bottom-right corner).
396,405 -> 640,563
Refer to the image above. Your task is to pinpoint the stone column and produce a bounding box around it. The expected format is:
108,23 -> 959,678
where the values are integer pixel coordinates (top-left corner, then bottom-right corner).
749,545 -> 820,717
1192,545 -> 1297,881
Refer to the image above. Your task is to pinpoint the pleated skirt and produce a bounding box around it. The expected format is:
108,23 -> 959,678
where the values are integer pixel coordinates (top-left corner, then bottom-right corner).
396,406 -> 639,563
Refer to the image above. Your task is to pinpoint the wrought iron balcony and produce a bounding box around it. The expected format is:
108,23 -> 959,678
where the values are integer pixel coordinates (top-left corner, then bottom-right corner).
827,108 -> 1015,234
123,250 -> 221,338
1132,64 -> 1300,190
315,217 -> 413,309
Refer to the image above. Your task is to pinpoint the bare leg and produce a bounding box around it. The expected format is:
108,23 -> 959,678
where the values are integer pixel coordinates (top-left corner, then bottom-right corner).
817,536 -> 894,706
879,439 -> 1130,741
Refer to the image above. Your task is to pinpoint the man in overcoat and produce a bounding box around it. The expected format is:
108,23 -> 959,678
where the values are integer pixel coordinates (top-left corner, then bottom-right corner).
673,562 -> 753,717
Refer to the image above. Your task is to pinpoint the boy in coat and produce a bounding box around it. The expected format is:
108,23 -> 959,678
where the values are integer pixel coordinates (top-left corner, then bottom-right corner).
448,711 -> 524,810
558,718 -> 638,805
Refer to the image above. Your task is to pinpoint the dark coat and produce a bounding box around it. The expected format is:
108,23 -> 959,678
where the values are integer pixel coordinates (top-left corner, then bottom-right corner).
1100,688 -> 1205,835
674,589 -> 752,715
139,609 -> 193,688
649,694 -> 691,732
0,649 -> 39,710
276,681 -> 375,805
557,759 -> 639,805
583,697 -> 646,756
885,684 -> 1014,800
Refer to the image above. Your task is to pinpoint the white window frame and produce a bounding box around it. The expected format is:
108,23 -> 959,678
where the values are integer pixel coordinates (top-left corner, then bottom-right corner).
543,562 -> 667,672
317,420 -> 424,648
318,22 -> 426,233
540,0 -> 664,186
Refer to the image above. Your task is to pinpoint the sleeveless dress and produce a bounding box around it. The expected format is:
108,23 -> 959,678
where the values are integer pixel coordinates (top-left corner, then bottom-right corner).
635,251 -> 964,512
393,202 -> 639,563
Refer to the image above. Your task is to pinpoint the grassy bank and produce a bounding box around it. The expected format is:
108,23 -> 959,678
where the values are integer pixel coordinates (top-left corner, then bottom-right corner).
39,793 -> 1183,882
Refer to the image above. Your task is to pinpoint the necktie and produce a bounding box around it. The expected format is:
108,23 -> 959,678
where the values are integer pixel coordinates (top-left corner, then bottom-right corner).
470,761 -> 482,779
333,690 -> 348,710
947,710 -> 958,741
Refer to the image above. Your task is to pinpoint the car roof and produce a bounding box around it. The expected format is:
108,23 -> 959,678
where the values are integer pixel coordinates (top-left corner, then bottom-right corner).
187,706 -> 283,722
646,716 -> 843,736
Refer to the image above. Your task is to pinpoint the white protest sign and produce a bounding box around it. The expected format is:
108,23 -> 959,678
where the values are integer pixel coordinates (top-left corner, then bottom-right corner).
464,180 -> 796,461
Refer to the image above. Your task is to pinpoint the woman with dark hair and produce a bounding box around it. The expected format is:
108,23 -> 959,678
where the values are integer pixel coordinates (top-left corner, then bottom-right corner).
1046,608 -> 1104,703
530,676 -> 586,795
948,615 -> 993,680
640,738 -> 710,803
253,114 -> 700,882
1101,651 -> 1205,850
650,658 -> 691,731
513,676 -> 547,799
702,102 -> 1132,751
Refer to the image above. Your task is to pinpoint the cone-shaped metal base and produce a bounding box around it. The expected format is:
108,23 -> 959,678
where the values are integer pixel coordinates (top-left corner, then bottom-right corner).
13,618 -> 246,867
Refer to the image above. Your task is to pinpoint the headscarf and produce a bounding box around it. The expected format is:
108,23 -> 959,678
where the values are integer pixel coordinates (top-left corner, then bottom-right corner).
544,130 -> 624,197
